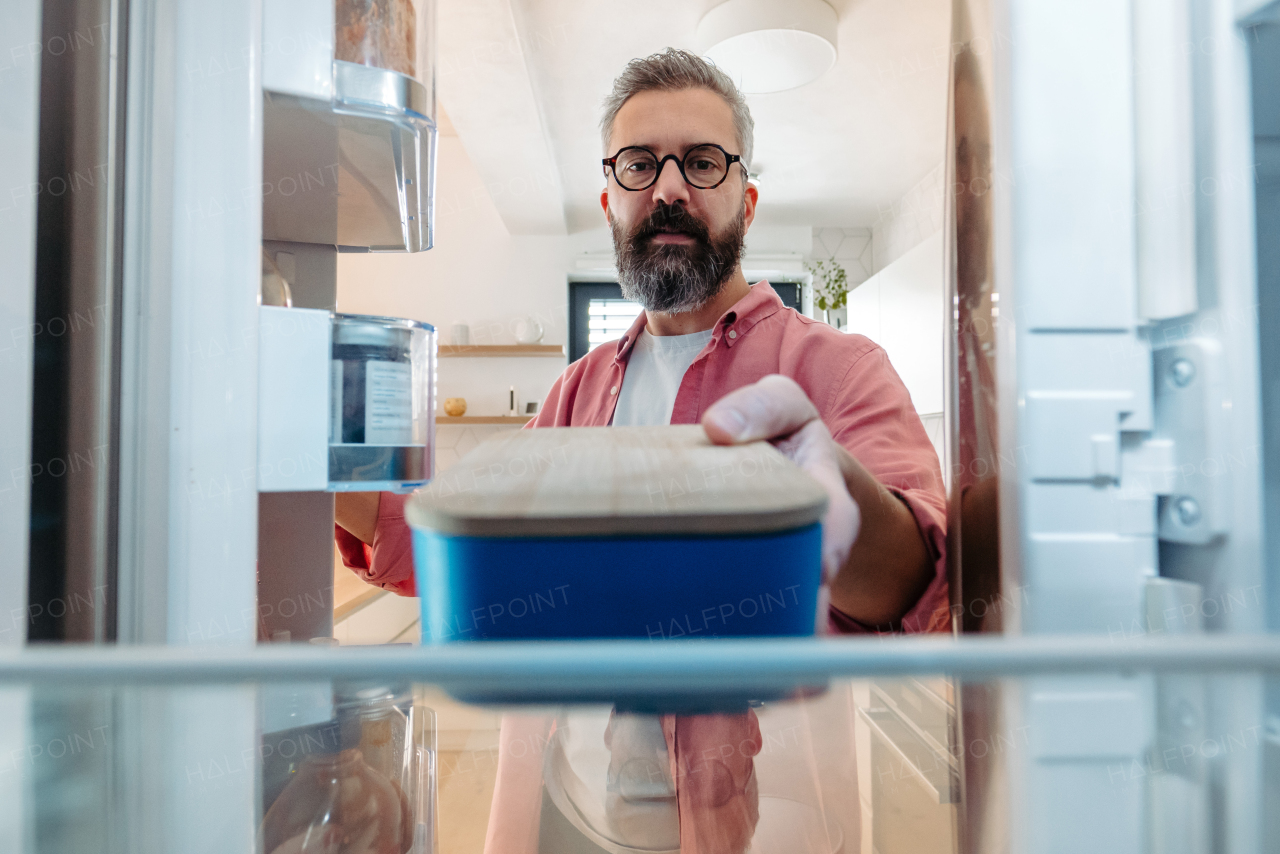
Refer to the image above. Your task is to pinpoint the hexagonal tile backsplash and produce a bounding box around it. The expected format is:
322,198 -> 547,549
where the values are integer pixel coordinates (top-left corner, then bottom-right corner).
434,424 -> 524,472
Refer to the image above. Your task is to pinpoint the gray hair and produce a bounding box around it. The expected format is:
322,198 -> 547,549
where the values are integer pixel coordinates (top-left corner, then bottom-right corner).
600,48 -> 754,172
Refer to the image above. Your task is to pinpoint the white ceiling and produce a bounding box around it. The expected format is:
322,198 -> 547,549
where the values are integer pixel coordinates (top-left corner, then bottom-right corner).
437,0 -> 951,235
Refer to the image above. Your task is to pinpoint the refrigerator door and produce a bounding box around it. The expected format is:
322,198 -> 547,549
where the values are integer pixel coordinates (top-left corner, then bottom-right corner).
946,0 -> 1270,852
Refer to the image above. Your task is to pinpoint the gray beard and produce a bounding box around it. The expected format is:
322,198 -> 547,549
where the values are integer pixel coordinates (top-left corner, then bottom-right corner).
612,208 -> 746,314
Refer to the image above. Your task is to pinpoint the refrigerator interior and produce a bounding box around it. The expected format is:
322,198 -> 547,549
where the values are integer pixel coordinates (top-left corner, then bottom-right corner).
2,0 -> 1280,850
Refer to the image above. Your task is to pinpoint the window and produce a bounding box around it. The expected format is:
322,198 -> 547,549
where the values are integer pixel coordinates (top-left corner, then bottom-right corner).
588,297 -> 643,351
569,282 -> 628,362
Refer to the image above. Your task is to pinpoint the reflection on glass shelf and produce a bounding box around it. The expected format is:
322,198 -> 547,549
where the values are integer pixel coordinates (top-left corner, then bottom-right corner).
3,663 -> 1275,854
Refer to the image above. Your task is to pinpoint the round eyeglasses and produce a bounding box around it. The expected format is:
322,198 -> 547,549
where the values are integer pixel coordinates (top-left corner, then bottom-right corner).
603,143 -> 744,191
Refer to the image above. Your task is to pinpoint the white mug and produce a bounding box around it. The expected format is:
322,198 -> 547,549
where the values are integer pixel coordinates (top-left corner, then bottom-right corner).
514,316 -> 544,345
450,322 -> 470,346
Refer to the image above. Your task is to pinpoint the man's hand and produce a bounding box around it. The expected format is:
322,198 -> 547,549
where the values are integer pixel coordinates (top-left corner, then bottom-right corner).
702,375 -> 934,631
702,375 -> 858,633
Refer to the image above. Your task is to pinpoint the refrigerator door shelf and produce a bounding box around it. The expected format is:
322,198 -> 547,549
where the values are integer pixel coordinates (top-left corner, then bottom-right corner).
264,61 -> 437,252
328,313 -> 437,491
258,308 -> 437,493
334,59 -> 432,120
259,306 -> 332,492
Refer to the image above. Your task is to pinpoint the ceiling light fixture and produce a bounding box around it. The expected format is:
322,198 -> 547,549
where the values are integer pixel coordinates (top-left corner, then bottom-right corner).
696,0 -> 838,95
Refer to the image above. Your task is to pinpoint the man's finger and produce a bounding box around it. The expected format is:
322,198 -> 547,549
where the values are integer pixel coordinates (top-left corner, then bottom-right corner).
701,375 -> 820,445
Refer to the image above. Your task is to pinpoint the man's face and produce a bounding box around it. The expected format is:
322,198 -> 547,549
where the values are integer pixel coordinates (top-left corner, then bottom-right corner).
602,88 -> 758,314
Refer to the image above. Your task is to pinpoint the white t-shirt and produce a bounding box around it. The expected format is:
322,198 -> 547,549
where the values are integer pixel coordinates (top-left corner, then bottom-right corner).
610,328 -> 713,428
543,326 -> 711,853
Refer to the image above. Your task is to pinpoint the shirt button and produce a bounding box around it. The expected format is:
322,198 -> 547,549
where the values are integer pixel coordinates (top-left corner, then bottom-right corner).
610,385 -> 618,395
728,329 -> 737,339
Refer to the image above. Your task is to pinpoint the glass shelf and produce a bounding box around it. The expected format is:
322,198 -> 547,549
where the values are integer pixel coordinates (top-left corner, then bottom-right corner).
3,635 -> 1277,854
2,635 -> 1277,702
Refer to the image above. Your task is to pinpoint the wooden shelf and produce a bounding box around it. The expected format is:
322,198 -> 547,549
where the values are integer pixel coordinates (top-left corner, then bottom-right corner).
438,415 -> 532,425
439,344 -> 564,358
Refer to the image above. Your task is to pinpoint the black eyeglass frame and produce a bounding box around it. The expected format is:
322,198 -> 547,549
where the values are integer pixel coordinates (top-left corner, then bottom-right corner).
602,143 -> 745,191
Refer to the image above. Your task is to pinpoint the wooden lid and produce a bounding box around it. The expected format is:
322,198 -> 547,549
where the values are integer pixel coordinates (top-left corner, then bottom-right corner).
407,425 -> 827,538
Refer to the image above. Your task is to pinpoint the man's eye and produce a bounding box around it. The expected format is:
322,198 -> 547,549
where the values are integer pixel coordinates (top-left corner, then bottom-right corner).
690,159 -> 715,171
625,161 -> 653,173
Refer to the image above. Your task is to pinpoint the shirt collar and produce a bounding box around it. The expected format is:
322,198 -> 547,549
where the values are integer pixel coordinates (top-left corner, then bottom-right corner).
613,281 -> 786,363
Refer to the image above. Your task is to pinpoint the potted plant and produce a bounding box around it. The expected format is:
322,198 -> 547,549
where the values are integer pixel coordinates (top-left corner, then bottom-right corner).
804,258 -> 849,326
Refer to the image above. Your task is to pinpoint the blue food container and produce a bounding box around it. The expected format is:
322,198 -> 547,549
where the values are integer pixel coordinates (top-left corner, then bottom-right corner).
407,425 -> 826,642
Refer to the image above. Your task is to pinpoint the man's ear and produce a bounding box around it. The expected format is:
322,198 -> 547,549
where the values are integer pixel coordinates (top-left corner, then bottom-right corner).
742,182 -> 759,231
600,188 -> 610,223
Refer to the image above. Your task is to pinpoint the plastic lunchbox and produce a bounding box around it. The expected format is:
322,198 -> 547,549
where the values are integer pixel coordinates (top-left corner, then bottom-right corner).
406,425 -> 826,642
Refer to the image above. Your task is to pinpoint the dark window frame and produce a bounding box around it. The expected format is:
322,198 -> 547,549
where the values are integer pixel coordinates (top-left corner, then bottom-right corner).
567,281 -> 627,363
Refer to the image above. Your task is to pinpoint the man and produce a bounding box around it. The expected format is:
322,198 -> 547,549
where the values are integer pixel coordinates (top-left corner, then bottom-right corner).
336,48 -> 946,853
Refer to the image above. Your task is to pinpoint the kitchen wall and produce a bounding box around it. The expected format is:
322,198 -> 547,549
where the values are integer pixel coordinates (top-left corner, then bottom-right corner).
811,227 -> 875,295
807,162 -> 945,335
847,230 -> 945,415
847,161 -> 948,465
872,160 -> 946,272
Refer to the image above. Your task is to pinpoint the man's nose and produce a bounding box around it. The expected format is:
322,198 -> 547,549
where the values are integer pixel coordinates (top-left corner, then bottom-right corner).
649,158 -> 691,208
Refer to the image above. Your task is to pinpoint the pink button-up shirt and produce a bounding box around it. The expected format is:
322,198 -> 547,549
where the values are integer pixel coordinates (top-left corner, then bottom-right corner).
336,281 -> 949,634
